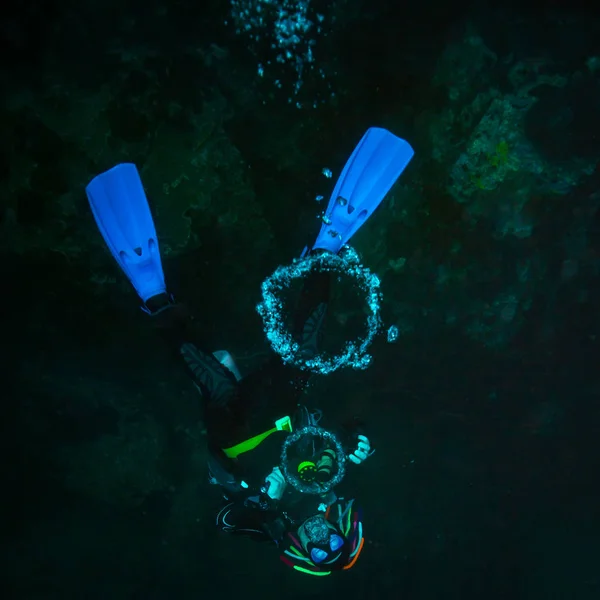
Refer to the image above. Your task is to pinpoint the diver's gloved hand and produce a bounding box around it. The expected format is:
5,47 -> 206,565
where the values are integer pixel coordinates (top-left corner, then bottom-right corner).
348,435 -> 373,465
264,466 -> 287,501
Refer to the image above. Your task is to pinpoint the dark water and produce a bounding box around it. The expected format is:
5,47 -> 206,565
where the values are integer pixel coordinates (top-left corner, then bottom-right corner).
1,0 -> 599,598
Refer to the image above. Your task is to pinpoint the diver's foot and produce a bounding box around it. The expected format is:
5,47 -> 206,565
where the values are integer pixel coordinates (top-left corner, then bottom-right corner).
143,294 -> 197,348
144,293 -> 175,315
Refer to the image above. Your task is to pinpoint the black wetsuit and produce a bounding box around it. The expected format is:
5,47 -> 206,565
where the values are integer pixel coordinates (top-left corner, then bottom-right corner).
148,268 -> 359,543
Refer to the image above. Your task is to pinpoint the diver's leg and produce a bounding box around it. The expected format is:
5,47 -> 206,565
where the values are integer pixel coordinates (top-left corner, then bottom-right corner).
235,262 -> 332,426
144,293 -> 238,409
179,342 -> 238,409
145,295 -> 246,488
293,262 -> 331,360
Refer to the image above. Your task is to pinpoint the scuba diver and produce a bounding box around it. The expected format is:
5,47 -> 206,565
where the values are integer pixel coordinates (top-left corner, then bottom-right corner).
86,127 -> 414,575
145,267 -> 373,575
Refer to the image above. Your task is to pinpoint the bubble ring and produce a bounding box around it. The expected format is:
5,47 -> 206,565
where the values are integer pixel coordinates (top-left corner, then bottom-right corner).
256,247 -> 382,374
280,426 -> 347,494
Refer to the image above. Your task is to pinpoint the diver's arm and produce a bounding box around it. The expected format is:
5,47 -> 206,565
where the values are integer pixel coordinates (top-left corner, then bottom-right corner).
215,466 -> 288,542
215,495 -> 280,542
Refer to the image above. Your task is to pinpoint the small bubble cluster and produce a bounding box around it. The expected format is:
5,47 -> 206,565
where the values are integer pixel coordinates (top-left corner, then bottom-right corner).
256,247 -> 383,374
228,0 -> 334,107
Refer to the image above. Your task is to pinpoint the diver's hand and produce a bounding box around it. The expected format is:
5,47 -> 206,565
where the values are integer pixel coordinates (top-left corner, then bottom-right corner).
348,435 -> 373,465
264,466 -> 287,501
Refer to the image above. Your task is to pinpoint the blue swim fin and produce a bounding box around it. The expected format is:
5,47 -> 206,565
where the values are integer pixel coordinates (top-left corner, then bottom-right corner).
312,127 -> 414,254
86,163 -> 167,303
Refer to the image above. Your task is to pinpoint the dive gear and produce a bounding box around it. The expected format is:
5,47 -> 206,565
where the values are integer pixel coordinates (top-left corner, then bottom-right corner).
280,499 -> 365,575
297,448 -> 337,483
281,426 -> 347,495
262,515 -> 290,543
222,415 -> 292,459
86,163 -> 167,303
302,515 -> 344,564
315,449 -> 336,482
313,127 -> 415,254
298,460 -> 318,482
309,533 -> 344,564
